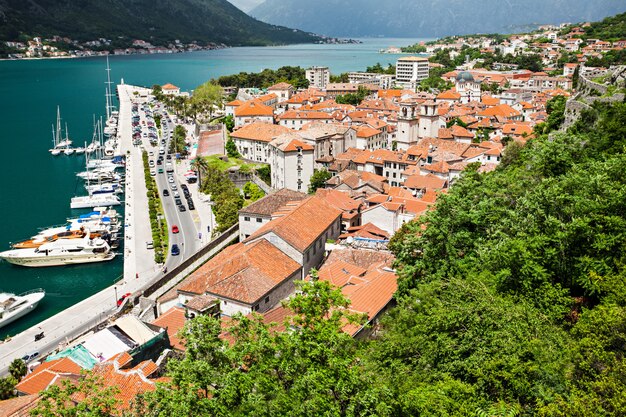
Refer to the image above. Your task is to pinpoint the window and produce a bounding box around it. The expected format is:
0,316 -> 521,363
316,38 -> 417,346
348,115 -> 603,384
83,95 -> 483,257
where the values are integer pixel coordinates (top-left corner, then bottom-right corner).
256,218 -> 263,223
265,296 -> 270,304
244,216 -> 250,222
253,304 -> 259,311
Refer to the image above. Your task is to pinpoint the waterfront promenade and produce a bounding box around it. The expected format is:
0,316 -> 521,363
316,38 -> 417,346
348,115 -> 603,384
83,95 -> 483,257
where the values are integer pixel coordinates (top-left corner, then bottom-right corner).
0,85 -> 162,375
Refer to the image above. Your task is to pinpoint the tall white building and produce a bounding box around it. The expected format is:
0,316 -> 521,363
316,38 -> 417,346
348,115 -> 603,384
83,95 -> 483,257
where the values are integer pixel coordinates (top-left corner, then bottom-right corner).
269,133 -> 315,193
306,66 -> 330,89
395,57 -> 429,90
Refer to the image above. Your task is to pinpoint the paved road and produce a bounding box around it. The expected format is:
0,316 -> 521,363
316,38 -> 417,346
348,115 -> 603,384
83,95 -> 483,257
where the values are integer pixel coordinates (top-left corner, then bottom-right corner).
144,113 -> 200,269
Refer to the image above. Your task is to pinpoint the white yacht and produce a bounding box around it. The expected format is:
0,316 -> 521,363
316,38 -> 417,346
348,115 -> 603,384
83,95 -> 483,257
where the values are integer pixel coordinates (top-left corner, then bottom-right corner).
70,193 -> 120,209
0,289 -> 45,328
0,234 -> 115,267
85,183 -> 123,195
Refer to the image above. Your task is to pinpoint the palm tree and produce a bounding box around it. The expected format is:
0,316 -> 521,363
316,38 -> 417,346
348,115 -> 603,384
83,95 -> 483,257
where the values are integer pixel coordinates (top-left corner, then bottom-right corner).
8,358 -> 27,381
191,156 -> 209,191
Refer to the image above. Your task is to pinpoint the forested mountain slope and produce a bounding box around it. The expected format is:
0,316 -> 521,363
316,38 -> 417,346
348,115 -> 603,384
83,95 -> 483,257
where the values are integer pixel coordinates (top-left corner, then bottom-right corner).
0,0 -> 319,46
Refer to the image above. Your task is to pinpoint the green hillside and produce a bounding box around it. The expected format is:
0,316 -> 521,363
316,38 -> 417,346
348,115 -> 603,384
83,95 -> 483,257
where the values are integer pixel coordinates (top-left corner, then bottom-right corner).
0,0 -> 319,46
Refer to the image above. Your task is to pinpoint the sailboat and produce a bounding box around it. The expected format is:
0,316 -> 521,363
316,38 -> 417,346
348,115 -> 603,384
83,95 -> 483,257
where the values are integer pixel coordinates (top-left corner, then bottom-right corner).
63,123 -> 75,155
50,124 -> 61,156
71,150 -> 120,209
54,107 -> 72,149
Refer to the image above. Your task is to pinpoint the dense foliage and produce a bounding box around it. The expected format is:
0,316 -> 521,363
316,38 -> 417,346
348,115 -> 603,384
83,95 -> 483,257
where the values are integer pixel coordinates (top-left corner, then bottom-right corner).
200,163 -> 244,232
0,0 -> 320,46
384,101 -> 626,415
365,63 -> 396,75
132,280 -> 379,417
335,86 -> 370,105
214,66 -> 309,89
572,12 -> 626,42
142,151 -> 168,263
168,125 -> 189,157
308,169 -> 332,194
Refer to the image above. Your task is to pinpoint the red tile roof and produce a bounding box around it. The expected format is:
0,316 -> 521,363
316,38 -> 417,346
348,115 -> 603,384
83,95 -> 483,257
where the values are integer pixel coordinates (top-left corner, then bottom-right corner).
152,306 -> 187,351
179,239 -> 301,304
16,357 -> 83,395
249,196 -> 342,253
231,122 -> 292,143
234,100 -> 274,117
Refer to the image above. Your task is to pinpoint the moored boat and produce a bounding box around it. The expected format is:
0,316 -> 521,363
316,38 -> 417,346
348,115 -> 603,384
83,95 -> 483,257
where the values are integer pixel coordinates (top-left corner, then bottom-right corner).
0,289 -> 46,328
0,234 -> 115,268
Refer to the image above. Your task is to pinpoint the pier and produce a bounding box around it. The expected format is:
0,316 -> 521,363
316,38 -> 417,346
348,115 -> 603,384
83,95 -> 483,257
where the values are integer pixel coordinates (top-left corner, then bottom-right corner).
0,84 -> 218,376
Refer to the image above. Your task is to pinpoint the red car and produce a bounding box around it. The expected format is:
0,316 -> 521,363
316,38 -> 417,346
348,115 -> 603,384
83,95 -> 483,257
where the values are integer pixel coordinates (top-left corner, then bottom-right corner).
117,292 -> 131,307
172,225 -> 179,234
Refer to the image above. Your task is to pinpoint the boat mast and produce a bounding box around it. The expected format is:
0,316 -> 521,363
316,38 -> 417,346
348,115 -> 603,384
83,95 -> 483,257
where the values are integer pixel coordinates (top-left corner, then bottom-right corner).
56,106 -> 62,147
64,123 -> 70,148
105,56 -> 114,119
51,124 -> 56,148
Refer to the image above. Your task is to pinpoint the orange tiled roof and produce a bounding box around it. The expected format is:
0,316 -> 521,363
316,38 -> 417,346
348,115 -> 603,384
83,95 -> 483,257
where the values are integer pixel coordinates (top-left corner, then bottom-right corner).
279,110 -> 334,120
161,83 -> 179,90
481,95 -> 500,106
437,90 -> 461,100
0,394 -> 40,416
179,239 -> 301,303
404,173 -> 447,190
240,188 -> 308,216
90,359 -> 158,411
477,104 -> 521,119
268,82 -> 294,90
16,357 -> 83,395
231,121 -> 292,143
249,196 -> 342,253
270,134 -> 314,152
356,126 -> 382,138
234,100 -> 274,117
450,124 -> 474,138
338,222 -> 390,241
152,306 -> 187,351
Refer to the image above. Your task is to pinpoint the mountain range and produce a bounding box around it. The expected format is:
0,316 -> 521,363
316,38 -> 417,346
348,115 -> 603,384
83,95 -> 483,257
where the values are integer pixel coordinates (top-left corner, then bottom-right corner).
251,0 -> 626,38
0,0 -> 318,46
228,0 -> 264,13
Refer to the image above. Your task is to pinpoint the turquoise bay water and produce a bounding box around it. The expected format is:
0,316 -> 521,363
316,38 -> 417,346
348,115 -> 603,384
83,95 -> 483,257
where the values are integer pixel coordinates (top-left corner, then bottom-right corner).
0,38 -> 426,338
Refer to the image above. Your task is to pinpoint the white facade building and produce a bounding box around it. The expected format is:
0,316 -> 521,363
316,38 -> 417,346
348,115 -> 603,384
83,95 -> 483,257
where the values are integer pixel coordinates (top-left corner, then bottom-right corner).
269,133 -> 315,193
395,57 -> 429,90
306,66 -> 330,89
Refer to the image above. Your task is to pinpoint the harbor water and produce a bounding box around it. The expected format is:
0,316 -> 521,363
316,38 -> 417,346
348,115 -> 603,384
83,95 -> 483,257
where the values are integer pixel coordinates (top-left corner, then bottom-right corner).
0,38 -> 424,338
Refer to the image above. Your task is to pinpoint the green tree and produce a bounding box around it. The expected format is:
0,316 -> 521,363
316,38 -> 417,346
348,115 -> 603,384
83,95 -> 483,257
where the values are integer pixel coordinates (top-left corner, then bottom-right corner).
225,136 -> 240,158
191,81 -> 223,121
243,182 -> 264,201
135,280 -> 382,417
223,114 -> 234,132
0,376 -> 16,400
308,169 -> 332,194
30,374 -> 120,416
8,358 -> 27,381
151,84 -> 163,101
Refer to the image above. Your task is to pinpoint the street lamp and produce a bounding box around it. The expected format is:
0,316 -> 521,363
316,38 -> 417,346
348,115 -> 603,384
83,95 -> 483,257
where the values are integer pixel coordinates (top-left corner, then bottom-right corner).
114,286 -> 118,305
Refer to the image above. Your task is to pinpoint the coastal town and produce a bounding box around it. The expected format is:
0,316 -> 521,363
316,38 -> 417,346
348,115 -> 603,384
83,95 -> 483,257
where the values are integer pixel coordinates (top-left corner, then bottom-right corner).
0,12 -> 625,415
1,35 -> 359,60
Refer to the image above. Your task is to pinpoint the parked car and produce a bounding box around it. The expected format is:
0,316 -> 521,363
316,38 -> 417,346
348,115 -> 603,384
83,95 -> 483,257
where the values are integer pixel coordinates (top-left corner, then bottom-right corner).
146,241 -> 154,249
172,225 -> 179,234
171,244 -> 180,256
117,292 -> 132,307
21,352 -> 40,362
163,189 -> 170,197
178,204 -> 187,212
